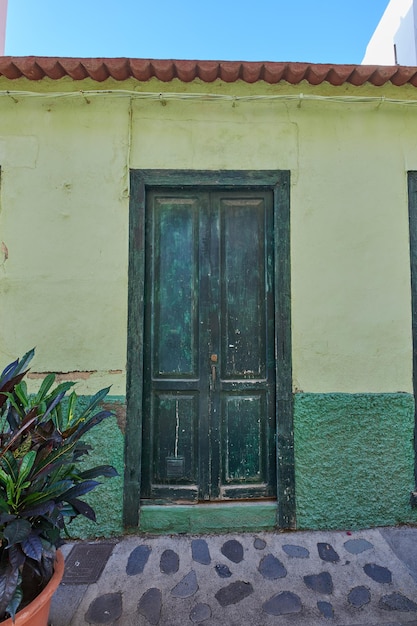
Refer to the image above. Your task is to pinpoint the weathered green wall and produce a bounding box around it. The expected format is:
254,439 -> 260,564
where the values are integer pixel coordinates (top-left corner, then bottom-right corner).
65,396 -> 125,539
294,393 -> 417,529
66,391 -> 417,538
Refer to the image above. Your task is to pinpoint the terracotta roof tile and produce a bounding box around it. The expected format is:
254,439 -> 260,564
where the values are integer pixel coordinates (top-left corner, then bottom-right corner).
304,64 -> 335,86
150,59 -> 176,82
1,57 -> 417,89
325,66 -> 354,86
175,60 -> 199,83
82,59 -> 111,82
263,62 -> 287,84
129,58 -> 153,81
241,62 -> 265,83
60,59 -> 89,81
218,62 -> 242,83
196,60 -> 222,82
390,66 -> 417,86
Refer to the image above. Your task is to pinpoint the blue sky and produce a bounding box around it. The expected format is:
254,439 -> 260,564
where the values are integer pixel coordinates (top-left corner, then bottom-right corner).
5,0 -> 389,64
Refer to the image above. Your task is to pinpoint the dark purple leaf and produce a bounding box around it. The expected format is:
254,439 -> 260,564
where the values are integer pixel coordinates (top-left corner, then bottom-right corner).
78,465 -> 118,480
68,411 -> 112,443
8,545 -> 25,570
0,513 -> 16,525
0,359 -> 19,381
40,390 -> 67,422
6,587 -> 23,621
0,566 -> 19,617
3,519 -> 31,546
68,498 -> 96,521
21,501 -> 55,518
22,534 -> 43,561
58,480 -> 100,502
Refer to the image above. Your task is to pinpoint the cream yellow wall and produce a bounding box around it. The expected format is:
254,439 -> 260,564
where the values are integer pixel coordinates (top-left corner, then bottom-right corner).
0,80 -> 415,394
130,93 -> 414,393
0,95 -> 130,394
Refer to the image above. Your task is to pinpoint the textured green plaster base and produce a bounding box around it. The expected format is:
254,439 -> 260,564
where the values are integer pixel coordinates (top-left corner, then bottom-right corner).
66,396 -> 125,539
64,392 -> 417,537
139,502 -> 277,534
294,393 -> 417,530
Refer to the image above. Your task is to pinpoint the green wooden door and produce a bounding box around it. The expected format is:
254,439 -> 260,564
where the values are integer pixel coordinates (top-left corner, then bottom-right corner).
141,188 -> 276,502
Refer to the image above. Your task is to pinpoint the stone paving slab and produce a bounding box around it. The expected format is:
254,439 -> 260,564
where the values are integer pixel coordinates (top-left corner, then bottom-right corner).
49,527 -> 417,626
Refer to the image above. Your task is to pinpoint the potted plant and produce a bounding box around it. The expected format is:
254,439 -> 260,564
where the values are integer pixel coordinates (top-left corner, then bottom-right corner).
0,349 -> 118,624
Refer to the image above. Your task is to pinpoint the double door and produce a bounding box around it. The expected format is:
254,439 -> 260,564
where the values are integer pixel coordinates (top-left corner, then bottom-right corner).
141,188 -> 276,501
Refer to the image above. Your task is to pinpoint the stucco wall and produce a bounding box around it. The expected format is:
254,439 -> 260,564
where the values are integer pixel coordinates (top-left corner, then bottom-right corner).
0,77 -> 416,533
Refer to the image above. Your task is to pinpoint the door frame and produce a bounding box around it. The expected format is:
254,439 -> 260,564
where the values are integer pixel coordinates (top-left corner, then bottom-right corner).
408,171 -> 417,492
123,170 -> 295,529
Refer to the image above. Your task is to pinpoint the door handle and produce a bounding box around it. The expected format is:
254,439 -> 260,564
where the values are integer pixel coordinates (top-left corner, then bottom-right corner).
211,364 -> 216,387
210,354 -> 217,390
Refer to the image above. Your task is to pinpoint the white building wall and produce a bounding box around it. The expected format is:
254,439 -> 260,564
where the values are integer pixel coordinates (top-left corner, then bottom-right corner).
362,0 -> 417,65
0,0 -> 7,56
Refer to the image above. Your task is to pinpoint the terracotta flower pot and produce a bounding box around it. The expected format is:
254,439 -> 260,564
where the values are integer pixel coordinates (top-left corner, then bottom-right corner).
0,550 -> 65,626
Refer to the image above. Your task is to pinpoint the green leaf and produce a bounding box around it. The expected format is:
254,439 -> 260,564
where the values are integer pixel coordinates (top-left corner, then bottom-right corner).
22,479 -> 73,506
17,450 -> 36,486
66,387 -> 111,430
31,441 -> 76,479
0,467 -> 10,487
61,391 -> 77,430
0,452 -> 18,483
3,518 -> 31,546
34,373 -> 55,404
14,381 -> 29,408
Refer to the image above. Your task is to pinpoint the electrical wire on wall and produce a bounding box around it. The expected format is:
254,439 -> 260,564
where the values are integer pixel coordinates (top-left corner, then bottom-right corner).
1,89 -> 417,107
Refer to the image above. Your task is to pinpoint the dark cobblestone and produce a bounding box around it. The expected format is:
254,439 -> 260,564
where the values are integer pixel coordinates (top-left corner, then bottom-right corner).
221,539 -> 244,563
258,554 -> 287,579
379,592 -> 417,612
171,570 -> 198,598
137,588 -> 162,625
364,563 -> 392,583
85,592 -> 122,624
215,581 -> 254,606
254,538 -> 266,550
344,538 -> 373,554
126,545 -> 151,575
318,542 -> 340,563
192,539 -> 211,565
304,571 -> 334,594
190,603 -> 212,623
283,544 -> 310,558
215,563 -> 232,578
262,591 -> 302,616
348,586 -> 371,608
160,549 -> 179,574
317,600 -> 334,619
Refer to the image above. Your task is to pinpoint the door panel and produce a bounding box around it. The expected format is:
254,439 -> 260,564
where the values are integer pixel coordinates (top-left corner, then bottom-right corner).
222,394 -> 264,482
153,395 -> 197,483
220,197 -> 267,378
142,188 -> 276,502
154,197 -> 199,377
